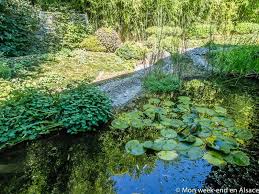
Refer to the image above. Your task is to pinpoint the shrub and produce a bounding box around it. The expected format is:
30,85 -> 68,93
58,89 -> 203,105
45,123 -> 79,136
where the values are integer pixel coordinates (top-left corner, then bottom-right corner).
188,23 -> 217,38
0,63 -> 12,79
59,85 -> 112,134
115,41 -> 148,60
143,71 -> 181,93
209,45 -> 259,75
234,22 -> 259,34
146,26 -> 182,37
79,35 -> 106,52
0,85 -> 112,148
95,27 -> 122,52
0,0 -> 39,57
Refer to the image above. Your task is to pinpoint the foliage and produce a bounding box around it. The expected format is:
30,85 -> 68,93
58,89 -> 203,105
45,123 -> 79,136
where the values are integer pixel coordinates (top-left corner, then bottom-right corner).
188,23 -> 217,38
79,35 -> 106,52
209,45 -> 259,75
0,0 -> 39,57
234,22 -> 259,34
59,85 -> 112,134
111,96 -> 252,166
0,63 -> 12,79
0,85 -> 112,148
115,41 -> 148,60
143,71 -> 181,93
95,27 -> 122,52
146,26 -> 182,37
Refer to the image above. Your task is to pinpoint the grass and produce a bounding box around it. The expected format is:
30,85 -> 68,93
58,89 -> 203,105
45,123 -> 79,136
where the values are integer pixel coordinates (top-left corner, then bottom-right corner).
0,49 -> 137,102
208,45 -> 259,76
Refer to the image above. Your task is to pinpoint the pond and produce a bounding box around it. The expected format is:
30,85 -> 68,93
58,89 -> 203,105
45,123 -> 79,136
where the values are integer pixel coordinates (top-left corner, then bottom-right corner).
0,77 -> 258,194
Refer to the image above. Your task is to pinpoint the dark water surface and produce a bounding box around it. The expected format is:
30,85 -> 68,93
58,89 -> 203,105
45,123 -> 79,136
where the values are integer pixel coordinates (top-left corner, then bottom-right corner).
0,77 -> 258,194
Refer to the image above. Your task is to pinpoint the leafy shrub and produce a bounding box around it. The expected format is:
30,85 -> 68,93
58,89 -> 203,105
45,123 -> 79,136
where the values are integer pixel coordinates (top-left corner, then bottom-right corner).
79,35 -> 106,52
95,27 -> 122,52
61,21 -> 89,48
209,45 -> 259,75
234,22 -> 259,34
0,85 -> 112,148
143,71 -> 181,93
0,89 -> 59,147
188,23 -> 217,38
0,63 -> 12,79
115,41 -> 148,60
0,0 -> 39,57
59,85 -> 112,134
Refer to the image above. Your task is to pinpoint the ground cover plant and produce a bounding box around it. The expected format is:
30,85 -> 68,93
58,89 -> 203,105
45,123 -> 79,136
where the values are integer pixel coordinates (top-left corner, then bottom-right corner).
111,96 -> 253,166
0,85 -> 112,149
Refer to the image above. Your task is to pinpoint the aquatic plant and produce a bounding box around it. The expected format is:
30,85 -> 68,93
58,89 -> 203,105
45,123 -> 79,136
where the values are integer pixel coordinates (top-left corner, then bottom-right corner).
111,96 -> 253,166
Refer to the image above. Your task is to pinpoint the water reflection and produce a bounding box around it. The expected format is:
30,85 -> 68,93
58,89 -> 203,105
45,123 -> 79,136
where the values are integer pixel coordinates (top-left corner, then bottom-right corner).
113,159 -> 211,194
0,77 -> 258,193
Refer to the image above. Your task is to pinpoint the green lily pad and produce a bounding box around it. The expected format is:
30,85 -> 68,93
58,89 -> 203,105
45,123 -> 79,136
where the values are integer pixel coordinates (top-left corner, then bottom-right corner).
162,100 -> 175,107
188,147 -> 204,160
235,129 -> 253,140
175,142 -> 191,151
157,151 -> 178,161
161,129 -> 177,139
151,139 -> 166,151
162,139 -> 177,151
111,119 -> 129,130
203,151 -> 226,166
192,137 -> 204,147
179,134 -> 196,143
171,119 -> 185,128
198,128 -> 212,138
214,106 -> 227,115
178,96 -> 191,104
176,104 -> 190,113
224,151 -> 250,166
161,118 -> 173,127
130,118 -> 145,129
125,140 -> 145,156
143,140 -> 153,149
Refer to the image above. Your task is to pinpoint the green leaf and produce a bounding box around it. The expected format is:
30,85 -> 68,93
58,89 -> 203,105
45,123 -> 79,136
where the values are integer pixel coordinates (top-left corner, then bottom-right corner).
188,147 -> 204,160
192,137 -> 204,147
162,139 -> 177,151
157,151 -> 178,161
224,151 -> 250,166
235,129 -> 253,140
203,151 -> 226,166
143,140 -> 153,149
160,129 -> 177,139
171,119 -> 185,128
214,106 -> 227,115
148,98 -> 161,105
111,119 -> 129,130
125,140 -> 145,156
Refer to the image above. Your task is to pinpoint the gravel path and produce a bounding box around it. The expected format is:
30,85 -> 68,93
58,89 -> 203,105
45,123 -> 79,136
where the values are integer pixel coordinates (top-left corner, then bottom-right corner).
98,51 -> 172,107
98,48 -> 212,108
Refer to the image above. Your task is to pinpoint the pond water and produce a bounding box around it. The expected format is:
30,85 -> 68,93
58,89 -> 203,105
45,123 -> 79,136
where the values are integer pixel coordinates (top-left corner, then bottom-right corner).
0,77 -> 258,194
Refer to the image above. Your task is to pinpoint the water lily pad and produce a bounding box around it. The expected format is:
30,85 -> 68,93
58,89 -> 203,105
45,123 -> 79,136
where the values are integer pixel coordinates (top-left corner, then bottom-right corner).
162,100 -> 175,107
224,151 -> 250,166
161,118 -> 173,127
143,140 -> 153,149
130,118 -> 145,129
235,129 -> 253,140
111,119 -> 129,130
162,139 -> 177,151
125,140 -> 145,156
157,151 -> 178,161
198,128 -> 212,138
171,119 -> 185,128
192,137 -> 204,146
176,104 -> 190,113
179,134 -> 196,143
151,139 -> 166,151
203,151 -> 226,166
214,106 -> 227,115
188,147 -> 204,160
175,142 -> 191,151
178,96 -> 191,104
161,129 -> 177,139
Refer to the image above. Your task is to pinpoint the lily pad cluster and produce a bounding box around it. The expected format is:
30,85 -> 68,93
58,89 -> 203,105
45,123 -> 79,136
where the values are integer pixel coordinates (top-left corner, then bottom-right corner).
112,97 -> 253,166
